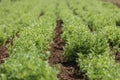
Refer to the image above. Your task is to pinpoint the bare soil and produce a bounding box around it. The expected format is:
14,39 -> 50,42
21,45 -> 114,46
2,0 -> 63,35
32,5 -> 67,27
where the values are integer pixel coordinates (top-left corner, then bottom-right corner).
48,20 -> 64,65
48,20 -> 84,80
0,35 -> 15,64
0,46 -> 9,63
58,62 -> 84,80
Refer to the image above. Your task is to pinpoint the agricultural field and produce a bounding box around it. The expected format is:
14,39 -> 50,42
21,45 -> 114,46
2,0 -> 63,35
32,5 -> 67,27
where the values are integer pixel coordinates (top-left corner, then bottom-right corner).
0,0 -> 120,80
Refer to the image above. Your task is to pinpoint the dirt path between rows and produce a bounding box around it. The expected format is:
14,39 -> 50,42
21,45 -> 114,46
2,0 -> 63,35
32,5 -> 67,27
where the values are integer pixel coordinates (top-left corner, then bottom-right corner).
0,46 -> 9,63
0,32 -> 19,64
0,36 -> 14,64
48,20 -> 64,65
48,20 -> 84,80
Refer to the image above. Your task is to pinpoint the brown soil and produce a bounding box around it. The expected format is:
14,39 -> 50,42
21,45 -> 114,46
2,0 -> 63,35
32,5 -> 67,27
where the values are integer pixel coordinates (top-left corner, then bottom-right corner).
0,34 -> 15,64
48,20 -> 84,80
48,20 -> 64,65
58,62 -> 84,80
0,46 -> 9,63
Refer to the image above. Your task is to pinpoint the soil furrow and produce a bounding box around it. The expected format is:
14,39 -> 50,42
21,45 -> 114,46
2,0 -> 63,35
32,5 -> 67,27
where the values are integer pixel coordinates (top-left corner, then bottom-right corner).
0,45 -> 9,64
48,20 -> 64,65
0,32 -> 19,64
58,61 -> 84,80
48,20 -> 84,80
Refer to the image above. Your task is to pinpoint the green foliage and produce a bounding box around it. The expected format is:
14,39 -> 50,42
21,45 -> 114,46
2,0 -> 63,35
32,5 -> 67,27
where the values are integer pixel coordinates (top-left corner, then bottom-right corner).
0,0 -> 58,80
1,0 -> 120,80
59,0 -> 120,79
78,52 -> 120,80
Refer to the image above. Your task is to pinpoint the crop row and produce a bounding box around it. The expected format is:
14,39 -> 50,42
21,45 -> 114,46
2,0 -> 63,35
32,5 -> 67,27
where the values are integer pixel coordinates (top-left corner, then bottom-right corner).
0,0 -> 47,45
0,0 -> 120,80
61,0 -> 120,79
0,0 -> 58,80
